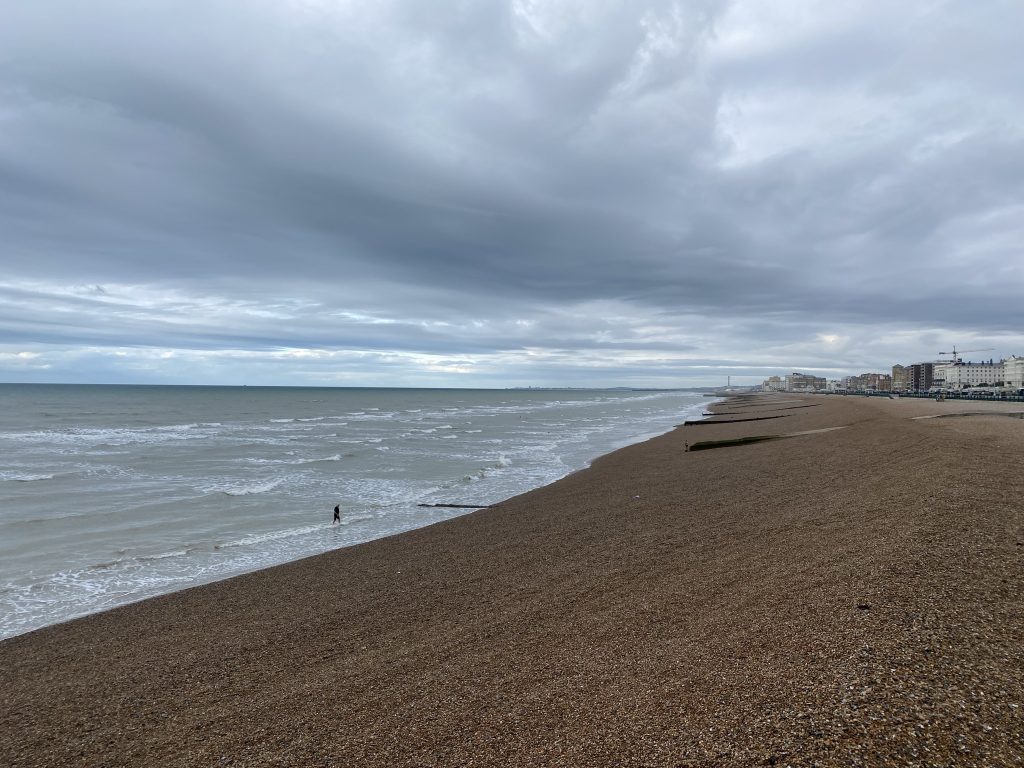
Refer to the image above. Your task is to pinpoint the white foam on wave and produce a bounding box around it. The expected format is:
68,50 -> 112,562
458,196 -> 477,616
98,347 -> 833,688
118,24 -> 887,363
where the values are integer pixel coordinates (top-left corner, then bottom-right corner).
241,457 -> 301,466
343,513 -> 376,525
218,523 -> 326,549
200,477 -> 287,496
137,549 -> 190,562
9,425 -> 212,448
343,476 -> 444,507
347,410 -> 397,420
241,453 -> 346,466
1,472 -> 56,482
451,454 -> 514,486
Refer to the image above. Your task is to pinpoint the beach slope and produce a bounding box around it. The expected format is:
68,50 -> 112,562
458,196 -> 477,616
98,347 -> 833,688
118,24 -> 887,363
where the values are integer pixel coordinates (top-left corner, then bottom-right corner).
2,395 -> 1022,766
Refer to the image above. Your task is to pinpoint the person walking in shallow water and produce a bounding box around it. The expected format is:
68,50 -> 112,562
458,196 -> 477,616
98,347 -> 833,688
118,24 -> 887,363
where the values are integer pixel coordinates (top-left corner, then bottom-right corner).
332,504 -> 341,525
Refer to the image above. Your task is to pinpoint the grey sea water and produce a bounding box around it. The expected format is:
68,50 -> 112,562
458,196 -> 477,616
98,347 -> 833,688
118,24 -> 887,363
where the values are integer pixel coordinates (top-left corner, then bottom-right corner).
0,384 -> 709,639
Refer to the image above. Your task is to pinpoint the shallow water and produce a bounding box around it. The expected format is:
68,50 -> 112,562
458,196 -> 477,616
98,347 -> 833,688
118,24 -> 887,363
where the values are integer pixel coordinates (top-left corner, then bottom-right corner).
0,384 -> 709,639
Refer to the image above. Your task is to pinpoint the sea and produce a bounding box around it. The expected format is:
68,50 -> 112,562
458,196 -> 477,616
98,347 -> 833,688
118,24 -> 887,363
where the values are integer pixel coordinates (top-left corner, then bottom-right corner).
0,385 -> 711,640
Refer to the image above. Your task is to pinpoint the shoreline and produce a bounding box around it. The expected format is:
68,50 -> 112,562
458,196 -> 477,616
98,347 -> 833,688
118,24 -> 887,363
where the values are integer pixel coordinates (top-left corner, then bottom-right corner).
2,394 -> 1022,766
1,395 -> 715,643
1,392 -> 714,642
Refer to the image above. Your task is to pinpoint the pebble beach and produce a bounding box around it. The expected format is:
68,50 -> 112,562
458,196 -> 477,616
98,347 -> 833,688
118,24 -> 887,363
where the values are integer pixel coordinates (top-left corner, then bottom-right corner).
2,393 -> 1022,766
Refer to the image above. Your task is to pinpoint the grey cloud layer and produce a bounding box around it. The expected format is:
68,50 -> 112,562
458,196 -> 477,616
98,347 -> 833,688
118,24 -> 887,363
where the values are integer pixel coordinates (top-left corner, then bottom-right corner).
2,1 -> 1023,384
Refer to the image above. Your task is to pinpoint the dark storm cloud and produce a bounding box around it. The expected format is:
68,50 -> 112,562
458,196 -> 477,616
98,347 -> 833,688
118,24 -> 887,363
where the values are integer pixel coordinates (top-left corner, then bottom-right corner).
1,1 -> 1023,385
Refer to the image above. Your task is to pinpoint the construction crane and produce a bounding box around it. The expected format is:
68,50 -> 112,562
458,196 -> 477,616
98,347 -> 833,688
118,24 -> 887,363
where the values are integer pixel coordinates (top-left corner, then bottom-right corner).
938,346 -> 994,364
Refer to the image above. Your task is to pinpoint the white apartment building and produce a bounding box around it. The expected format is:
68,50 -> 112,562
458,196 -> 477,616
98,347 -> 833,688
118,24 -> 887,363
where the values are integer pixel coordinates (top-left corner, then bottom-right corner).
936,360 -> 1004,390
1004,356 -> 1024,389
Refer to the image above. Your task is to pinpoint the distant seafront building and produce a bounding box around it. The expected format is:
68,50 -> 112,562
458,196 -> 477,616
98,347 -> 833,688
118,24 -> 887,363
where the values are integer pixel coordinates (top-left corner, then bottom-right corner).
1005,356 -> 1024,389
783,372 -> 826,392
761,373 -> 823,392
935,359 -> 1004,390
908,362 -> 935,392
891,364 -> 909,392
845,372 -> 892,393
895,356 -> 1024,392
770,354 -> 1024,396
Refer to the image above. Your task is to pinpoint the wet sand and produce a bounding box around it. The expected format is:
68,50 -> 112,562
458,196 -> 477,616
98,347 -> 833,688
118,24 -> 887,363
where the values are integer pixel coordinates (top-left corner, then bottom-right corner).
2,394 -> 1022,767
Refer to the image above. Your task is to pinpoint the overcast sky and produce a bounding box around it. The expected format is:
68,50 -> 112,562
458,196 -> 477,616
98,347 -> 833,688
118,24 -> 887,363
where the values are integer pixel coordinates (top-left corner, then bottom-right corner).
2,1 -> 1022,387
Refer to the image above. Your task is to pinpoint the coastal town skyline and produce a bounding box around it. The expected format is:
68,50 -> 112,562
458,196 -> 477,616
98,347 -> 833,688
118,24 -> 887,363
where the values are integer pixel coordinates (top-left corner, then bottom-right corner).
763,352 -> 1024,395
